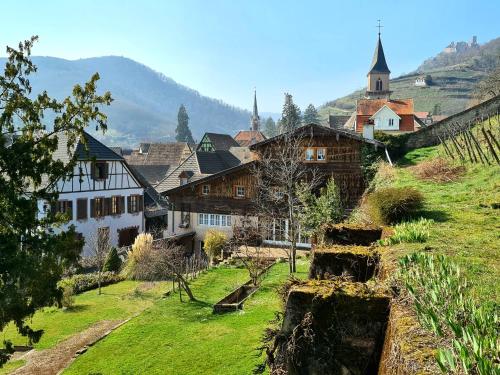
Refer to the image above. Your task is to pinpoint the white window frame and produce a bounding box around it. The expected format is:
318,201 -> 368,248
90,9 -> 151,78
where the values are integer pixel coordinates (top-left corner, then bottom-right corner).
317,148 -> 326,161
389,118 -> 394,126
305,148 -> 315,161
236,186 -> 245,198
198,213 -> 231,227
202,185 -> 210,195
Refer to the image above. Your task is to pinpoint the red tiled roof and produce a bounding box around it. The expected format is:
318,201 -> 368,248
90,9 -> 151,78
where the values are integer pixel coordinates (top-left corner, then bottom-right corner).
357,98 -> 414,116
234,130 -> 266,146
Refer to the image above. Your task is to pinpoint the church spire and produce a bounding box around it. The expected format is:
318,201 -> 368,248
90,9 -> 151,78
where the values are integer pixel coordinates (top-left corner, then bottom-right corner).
366,21 -> 391,99
251,89 -> 260,131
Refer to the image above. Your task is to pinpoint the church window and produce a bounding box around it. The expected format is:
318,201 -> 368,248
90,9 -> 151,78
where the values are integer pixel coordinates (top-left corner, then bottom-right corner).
376,78 -> 383,91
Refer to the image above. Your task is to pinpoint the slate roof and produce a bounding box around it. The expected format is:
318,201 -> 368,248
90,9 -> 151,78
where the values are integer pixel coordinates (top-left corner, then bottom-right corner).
128,165 -> 170,186
234,130 -> 266,146
357,99 -> 414,116
128,164 -> 169,217
368,37 -> 390,75
155,149 -> 242,193
328,115 -> 352,129
53,131 -> 124,163
200,133 -> 240,151
125,142 -> 190,166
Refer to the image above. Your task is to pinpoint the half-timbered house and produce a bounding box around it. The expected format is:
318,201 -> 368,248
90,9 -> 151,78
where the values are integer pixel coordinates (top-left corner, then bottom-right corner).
163,124 -> 386,253
39,132 -> 145,256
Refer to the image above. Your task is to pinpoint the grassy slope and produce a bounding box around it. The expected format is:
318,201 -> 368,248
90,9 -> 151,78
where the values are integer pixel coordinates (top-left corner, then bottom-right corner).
64,260 -> 309,375
385,146 -> 499,305
1,281 -> 169,350
319,69 -> 484,121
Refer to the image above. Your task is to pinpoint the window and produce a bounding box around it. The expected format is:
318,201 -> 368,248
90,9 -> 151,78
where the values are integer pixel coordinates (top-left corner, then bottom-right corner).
180,177 -> 188,185
76,198 -> 87,220
235,186 -> 245,198
91,197 -> 105,218
305,148 -> 315,161
128,195 -> 143,213
118,227 -> 139,247
198,213 -> 231,227
92,162 -> 108,180
317,148 -> 326,161
389,118 -> 394,126
202,185 -> 210,195
376,78 -> 383,91
56,200 -> 73,219
111,196 -> 124,215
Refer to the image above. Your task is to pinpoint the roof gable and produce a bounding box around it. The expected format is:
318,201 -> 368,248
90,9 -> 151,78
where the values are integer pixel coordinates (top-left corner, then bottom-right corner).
197,133 -> 239,151
357,99 -> 414,116
370,105 -> 401,120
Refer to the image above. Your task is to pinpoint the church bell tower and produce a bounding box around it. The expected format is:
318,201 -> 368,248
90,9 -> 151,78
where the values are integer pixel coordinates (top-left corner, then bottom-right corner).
250,89 -> 260,131
366,21 -> 391,99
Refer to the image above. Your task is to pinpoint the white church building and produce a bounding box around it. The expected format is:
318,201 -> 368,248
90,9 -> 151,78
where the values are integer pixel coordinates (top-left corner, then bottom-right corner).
39,132 -> 145,256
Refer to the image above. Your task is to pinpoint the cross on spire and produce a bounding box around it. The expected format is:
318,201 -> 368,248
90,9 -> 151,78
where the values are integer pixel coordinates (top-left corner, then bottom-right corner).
376,20 -> 383,37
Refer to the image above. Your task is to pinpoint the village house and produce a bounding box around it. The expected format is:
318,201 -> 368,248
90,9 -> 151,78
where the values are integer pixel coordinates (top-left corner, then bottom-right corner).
162,124 -> 386,254
39,131 -> 146,256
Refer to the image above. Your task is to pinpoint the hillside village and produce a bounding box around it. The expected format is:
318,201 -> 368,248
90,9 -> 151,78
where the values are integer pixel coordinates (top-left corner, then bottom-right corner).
0,15 -> 499,375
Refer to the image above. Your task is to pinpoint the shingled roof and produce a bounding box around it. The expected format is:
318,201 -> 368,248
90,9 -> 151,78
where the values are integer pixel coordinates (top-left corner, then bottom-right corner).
328,115 -> 352,129
53,131 -> 124,163
125,142 -> 191,166
197,133 -> 240,151
128,165 -> 170,185
368,36 -> 390,75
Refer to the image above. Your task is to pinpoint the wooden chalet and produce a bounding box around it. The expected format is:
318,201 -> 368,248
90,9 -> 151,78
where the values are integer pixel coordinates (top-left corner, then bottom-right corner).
163,124 -> 386,253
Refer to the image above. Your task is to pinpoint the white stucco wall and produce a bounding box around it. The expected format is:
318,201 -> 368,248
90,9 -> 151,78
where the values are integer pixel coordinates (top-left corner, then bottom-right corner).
372,106 -> 400,131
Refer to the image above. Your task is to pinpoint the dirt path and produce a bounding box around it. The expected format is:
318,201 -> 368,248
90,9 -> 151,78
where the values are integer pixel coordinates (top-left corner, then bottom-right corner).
10,319 -> 127,375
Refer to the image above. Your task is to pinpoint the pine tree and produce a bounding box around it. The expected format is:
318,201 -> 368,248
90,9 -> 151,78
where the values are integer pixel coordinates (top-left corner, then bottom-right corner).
263,117 -> 277,138
303,104 -> 320,125
280,93 -> 302,133
175,104 -> 195,144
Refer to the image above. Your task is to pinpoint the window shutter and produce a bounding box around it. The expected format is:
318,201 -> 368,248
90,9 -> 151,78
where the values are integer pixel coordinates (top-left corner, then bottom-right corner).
105,198 -> 112,216
90,199 -> 95,218
127,196 -> 131,213
67,201 -> 73,220
120,196 -> 125,214
138,195 -> 144,211
90,163 -> 96,180
104,163 -> 109,179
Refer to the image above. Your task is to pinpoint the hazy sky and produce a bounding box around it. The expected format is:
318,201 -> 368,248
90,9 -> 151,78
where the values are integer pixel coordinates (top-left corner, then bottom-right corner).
2,0 -> 499,112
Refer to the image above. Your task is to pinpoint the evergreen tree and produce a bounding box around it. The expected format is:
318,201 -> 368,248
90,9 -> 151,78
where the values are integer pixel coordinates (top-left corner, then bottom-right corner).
303,104 -> 320,125
280,93 -> 302,133
103,247 -> 122,273
263,117 -> 277,138
175,104 -> 195,144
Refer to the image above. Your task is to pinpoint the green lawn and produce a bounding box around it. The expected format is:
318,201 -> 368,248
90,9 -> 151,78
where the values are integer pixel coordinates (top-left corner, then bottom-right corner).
64,260 -> 309,375
386,146 -> 500,305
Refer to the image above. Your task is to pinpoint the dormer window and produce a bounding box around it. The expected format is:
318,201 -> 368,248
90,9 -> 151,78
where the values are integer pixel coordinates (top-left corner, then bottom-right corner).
92,162 -> 108,180
180,177 -> 188,185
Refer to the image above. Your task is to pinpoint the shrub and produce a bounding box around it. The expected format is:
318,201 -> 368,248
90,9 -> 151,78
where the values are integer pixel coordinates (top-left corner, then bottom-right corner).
399,253 -> 499,374
204,230 -> 227,261
411,158 -> 465,183
380,218 -> 433,245
366,161 -> 396,193
122,233 -> 154,279
61,286 -> 74,308
103,247 -> 122,273
58,272 -> 124,295
366,187 -> 424,224
374,131 -> 410,160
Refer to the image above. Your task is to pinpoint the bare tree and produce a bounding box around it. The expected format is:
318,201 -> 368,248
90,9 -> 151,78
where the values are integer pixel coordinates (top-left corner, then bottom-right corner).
252,128 -> 322,273
87,227 -> 112,295
225,216 -> 272,286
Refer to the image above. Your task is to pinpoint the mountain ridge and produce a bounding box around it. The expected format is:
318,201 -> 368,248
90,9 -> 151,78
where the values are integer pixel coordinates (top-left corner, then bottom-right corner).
0,55 -> 251,147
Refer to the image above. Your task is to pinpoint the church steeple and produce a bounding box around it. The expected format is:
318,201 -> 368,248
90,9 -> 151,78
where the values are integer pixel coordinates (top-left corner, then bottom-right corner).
366,21 -> 391,99
251,89 -> 260,131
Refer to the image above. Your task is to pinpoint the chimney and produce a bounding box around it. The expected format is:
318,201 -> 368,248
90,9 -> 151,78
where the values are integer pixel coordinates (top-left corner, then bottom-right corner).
363,121 -> 375,140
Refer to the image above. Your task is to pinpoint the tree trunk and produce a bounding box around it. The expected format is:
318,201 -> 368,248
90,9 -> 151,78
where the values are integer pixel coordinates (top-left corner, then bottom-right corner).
177,273 -> 196,301
98,270 -> 102,295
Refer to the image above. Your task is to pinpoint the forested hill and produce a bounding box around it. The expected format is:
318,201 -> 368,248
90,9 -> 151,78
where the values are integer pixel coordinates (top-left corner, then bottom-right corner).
320,37 -> 500,120
1,56 -> 250,147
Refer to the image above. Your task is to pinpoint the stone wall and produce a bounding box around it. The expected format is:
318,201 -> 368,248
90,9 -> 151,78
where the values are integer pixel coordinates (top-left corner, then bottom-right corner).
405,95 -> 500,150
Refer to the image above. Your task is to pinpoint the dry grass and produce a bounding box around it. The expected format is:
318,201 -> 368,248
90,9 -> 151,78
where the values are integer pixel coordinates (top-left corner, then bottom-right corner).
410,158 -> 466,183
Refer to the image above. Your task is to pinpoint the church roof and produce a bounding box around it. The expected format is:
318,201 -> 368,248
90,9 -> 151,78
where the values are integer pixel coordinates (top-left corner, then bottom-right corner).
368,37 -> 390,75
357,98 -> 414,116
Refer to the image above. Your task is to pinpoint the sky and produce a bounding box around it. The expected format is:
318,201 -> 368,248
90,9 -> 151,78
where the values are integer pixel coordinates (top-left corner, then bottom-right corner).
2,0 -> 499,113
